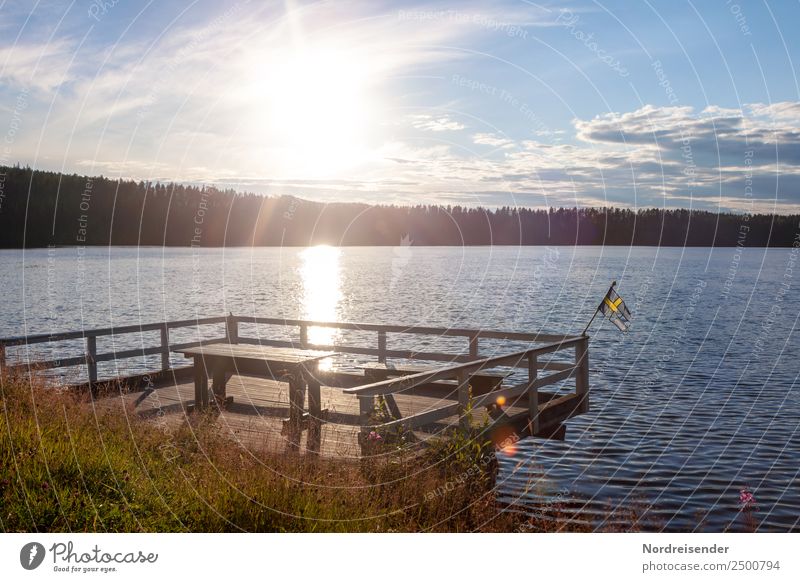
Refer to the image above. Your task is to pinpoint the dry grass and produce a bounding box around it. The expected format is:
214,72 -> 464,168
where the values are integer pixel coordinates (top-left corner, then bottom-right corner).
0,370 -> 518,532
0,370 -> 641,532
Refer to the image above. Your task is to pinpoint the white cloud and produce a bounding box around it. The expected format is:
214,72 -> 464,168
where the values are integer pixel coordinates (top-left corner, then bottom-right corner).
472,132 -> 515,148
407,114 -> 466,132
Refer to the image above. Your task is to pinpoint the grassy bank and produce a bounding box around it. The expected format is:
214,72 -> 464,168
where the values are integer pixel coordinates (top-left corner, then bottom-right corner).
0,371 -> 603,532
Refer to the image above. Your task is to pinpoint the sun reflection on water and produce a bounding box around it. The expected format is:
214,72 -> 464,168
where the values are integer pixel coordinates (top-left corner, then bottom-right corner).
299,245 -> 342,348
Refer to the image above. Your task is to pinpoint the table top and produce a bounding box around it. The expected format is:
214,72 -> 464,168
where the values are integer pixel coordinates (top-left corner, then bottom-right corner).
176,343 -> 335,364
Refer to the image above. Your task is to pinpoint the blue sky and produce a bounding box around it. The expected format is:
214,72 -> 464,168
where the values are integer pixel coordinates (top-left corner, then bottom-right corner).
2,0 -> 800,212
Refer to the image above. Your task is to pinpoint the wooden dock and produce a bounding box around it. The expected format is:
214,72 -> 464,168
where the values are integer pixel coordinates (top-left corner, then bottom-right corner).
0,315 -> 591,458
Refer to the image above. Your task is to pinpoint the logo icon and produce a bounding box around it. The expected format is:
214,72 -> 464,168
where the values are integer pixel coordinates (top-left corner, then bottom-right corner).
20,542 -> 46,570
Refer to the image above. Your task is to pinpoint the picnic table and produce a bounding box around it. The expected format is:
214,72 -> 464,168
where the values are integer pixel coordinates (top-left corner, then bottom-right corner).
176,343 -> 335,448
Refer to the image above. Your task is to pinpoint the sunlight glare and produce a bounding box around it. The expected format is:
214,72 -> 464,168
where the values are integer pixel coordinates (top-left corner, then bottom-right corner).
299,245 -> 342,346
255,45 -> 372,174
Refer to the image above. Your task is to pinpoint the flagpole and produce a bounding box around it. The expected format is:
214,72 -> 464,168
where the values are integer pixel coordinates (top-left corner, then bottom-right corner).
582,280 -> 617,336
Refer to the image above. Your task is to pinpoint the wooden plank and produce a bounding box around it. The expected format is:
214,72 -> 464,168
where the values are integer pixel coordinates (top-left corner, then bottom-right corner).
528,354 -> 539,434
374,402 -> 460,432
177,344 -> 335,364
236,316 -> 574,343
457,370 -> 470,429
380,394 -> 402,420
344,337 -> 584,396
471,367 -> 579,409
306,377 -> 322,453
160,325 -> 170,370
193,355 -> 209,409
225,314 -> 239,344
86,336 -> 98,384
575,338 -> 589,413
287,370 -> 306,451
0,316 -> 227,347
211,357 -> 228,400
377,330 -> 387,363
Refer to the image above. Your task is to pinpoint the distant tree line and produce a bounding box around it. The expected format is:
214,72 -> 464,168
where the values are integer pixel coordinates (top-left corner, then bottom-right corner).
1,165 -> 798,248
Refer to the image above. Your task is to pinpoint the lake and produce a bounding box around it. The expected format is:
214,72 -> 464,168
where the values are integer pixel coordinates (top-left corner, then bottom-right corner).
1,245 -> 798,531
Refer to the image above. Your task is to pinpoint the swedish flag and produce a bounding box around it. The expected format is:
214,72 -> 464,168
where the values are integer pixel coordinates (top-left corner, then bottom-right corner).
599,284 -> 631,332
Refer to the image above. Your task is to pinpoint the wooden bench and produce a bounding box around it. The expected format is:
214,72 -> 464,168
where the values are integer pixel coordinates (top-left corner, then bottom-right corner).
361,362 -> 507,395
358,362 -> 509,422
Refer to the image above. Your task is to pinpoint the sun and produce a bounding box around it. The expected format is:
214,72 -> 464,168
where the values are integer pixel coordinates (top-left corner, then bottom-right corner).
254,45 -> 372,175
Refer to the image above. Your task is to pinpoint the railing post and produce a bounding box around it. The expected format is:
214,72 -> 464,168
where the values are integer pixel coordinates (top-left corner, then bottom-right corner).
468,333 -> 479,359
0,344 -> 6,375
528,354 -> 539,434
377,330 -> 386,363
86,335 -> 98,385
160,324 -> 170,371
299,324 -> 308,348
225,314 -> 239,344
457,370 -> 470,430
358,394 -> 375,454
575,337 -> 589,413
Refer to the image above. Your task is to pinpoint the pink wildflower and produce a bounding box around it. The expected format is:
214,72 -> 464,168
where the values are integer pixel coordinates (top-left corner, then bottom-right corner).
739,488 -> 755,508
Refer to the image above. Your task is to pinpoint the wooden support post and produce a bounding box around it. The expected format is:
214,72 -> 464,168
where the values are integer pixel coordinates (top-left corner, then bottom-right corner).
86,335 -> 98,385
211,358 -> 228,403
377,330 -> 387,363
381,394 -> 402,420
469,333 -> 479,359
358,394 -> 375,453
0,344 -> 6,375
287,367 -> 307,451
527,354 -> 539,435
299,325 -> 308,348
457,370 -> 470,430
225,314 -> 239,344
575,337 -> 589,413
160,324 -> 170,371
193,355 -> 209,410
307,375 -> 322,454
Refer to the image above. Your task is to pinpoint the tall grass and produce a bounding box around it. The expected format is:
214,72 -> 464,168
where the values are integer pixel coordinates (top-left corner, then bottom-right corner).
1,370 -> 643,532
0,370 -> 534,532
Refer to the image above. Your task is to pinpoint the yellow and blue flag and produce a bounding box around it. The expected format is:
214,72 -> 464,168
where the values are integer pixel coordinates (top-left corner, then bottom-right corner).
599,285 -> 631,332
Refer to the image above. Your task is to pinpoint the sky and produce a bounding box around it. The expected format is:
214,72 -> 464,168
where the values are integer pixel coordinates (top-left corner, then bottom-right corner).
2,0 -> 800,213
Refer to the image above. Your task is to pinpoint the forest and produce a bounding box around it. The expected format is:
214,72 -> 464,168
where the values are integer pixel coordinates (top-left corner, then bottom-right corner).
1,165 -> 798,248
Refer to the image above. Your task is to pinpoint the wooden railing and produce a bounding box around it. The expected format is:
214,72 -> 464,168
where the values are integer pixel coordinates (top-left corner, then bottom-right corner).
344,335 -> 589,434
0,316 -> 230,382
0,315 -> 582,388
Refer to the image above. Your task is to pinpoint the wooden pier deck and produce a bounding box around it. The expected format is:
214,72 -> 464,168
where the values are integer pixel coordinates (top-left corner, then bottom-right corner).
1,315 -> 591,458
102,371 -> 502,457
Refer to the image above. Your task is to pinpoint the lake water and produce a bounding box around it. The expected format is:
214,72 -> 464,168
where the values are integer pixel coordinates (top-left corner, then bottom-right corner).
1,245 -> 798,531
